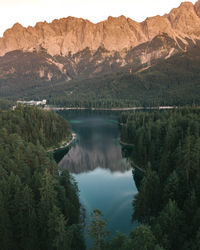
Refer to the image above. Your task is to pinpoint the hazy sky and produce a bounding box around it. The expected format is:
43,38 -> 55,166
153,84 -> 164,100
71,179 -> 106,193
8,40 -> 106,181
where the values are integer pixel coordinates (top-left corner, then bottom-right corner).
0,0 -> 196,36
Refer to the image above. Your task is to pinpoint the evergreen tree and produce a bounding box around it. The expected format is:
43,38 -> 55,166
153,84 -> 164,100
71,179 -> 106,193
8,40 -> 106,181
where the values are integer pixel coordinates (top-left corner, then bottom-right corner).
88,208 -> 109,250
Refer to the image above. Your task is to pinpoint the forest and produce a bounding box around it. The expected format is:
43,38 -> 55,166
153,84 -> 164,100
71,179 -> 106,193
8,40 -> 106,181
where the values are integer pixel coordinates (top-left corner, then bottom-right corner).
0,106 -> 85,250
0,105 -> 72,148
112,108 -> 200,250
1,47 -> 200,108
36,47 -> 200,107
1,105 -> 200,250
48,45 -> 200,108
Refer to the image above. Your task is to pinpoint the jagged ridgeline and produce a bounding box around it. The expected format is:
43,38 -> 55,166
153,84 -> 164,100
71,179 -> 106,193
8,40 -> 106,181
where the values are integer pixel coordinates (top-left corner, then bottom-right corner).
119,108 -> 200,250
1,1 -> 200,106
0,106 -> 85,250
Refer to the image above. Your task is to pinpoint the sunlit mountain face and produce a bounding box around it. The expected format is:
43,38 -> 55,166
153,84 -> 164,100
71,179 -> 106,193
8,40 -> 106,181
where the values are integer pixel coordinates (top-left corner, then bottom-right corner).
1,1 -> 200,106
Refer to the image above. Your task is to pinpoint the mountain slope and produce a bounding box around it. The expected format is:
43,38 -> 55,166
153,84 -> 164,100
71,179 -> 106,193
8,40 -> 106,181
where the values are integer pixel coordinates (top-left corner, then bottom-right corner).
0,32 -> 182,87
0,1 -> 200,106
48,47 -> 200,107
1,47 -> 199,107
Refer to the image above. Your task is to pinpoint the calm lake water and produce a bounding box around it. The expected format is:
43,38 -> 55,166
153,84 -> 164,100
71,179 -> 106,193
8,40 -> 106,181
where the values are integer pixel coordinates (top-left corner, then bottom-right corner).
57,110 -> 138,238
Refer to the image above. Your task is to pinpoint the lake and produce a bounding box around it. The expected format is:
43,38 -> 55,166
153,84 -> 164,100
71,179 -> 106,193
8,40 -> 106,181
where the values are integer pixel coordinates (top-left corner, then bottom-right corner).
57,110 -> 138,241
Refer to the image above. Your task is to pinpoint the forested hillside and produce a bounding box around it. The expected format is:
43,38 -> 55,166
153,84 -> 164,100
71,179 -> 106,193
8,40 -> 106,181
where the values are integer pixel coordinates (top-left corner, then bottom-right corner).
117,108 -> 200,249
0,106 -> 85,250
1,47 -> 200,108
49,47 -> 200,108
0,105 -> 72,148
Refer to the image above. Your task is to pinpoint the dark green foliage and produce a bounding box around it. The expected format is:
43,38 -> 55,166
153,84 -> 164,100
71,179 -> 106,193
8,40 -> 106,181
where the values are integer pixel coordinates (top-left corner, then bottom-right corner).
0,105 -> 71,148
40,45 -> 200,107
120,108 -> 200,250
153,200 -> 184,250
0,107 -> 85,250
104,231 -> 128,250
1,47 -> 200,108
87,209 -> 163,250
132,168 -> 144,191
133,167 -> 161,224
104,226 -> 164,250
87,208 -> 109,250
127,225 -> 163,250
0,99 -> 14,110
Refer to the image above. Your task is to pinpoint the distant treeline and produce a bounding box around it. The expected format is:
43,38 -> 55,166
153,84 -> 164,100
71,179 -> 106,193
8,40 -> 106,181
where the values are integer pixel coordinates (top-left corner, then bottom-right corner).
0,106 -> 85,250
117,108 -> 200,250
1,47 -> 200,108
0,99 -> 14,110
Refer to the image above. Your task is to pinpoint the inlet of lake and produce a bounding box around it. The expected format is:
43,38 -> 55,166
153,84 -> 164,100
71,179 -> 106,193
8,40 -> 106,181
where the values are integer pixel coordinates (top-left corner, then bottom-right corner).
56,110 -> 138,244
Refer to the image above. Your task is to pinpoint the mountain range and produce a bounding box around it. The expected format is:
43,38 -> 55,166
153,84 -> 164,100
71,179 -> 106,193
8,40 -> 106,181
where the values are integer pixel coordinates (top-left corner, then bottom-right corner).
0,1 -> 200,106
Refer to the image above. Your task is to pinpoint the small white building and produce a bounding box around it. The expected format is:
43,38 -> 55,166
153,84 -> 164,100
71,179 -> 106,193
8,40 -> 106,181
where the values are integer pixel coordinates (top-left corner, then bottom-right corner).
17,99 -> 47,106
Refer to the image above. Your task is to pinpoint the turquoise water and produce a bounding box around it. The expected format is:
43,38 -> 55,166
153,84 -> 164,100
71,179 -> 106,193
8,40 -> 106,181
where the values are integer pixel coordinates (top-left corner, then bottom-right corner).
58,111 -> 138,238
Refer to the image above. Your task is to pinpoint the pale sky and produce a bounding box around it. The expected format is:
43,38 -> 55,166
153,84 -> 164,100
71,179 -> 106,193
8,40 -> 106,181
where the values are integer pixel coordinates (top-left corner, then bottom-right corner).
0,0 -> 197,37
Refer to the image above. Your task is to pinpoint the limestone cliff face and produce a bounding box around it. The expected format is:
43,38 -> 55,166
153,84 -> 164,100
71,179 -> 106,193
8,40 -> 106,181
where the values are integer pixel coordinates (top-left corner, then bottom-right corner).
0,16 -> 145,56
1,1 -> 200,57
195,0 -> 200,16
1,0 -> 200,85
168,2 -> 200,36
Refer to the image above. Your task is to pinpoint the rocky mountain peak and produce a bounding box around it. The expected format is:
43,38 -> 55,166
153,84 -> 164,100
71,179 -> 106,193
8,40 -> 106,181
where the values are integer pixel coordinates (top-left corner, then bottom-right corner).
195,0 -> 200,17
107,15 -> 127,22
1,1 -> 200,57
12,23 -> 24,30
142,15 -> 173,40
180,1 -> 194,8
167,1 -> 200,36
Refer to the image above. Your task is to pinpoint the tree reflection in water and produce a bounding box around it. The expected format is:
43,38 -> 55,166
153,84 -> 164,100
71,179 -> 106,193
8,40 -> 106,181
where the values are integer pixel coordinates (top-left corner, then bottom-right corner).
58,114 -> 131,174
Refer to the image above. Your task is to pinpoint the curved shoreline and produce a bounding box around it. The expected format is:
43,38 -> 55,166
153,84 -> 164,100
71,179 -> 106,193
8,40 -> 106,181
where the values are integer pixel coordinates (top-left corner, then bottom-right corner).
119,140 -> 135,147
47,132 -> 76,152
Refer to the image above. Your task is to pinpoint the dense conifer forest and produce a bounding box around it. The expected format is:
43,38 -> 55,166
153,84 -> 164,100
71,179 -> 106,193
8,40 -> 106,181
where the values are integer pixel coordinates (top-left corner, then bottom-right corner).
0,99 -> 14,110
0,106 -> 85,250
1,105 -> 200,250
0,105 -> 72,148
112,108 -> 200,250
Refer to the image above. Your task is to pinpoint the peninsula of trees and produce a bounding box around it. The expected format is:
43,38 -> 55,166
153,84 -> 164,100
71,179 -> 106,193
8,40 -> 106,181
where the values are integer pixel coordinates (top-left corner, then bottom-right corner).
0,106 -> 85,250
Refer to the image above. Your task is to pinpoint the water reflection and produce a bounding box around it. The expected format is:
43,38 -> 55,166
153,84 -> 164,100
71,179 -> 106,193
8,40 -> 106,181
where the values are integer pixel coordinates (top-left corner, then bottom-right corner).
57,111 -> 138,238
74,168 -> 138,235
59,115 -> 131,173
59,141 -> 130,173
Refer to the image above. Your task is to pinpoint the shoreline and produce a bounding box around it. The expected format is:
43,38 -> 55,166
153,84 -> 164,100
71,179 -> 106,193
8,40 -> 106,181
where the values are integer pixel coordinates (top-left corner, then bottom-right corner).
44,106 -> 177,111
119,140 -> 135,147
47,132 -> 76,152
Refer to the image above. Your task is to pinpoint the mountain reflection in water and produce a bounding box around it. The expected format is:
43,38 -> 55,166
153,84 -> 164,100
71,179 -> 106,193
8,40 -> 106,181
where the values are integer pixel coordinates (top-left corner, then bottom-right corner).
57,111 -> 138,238
59,115 -> 131,174
59,139 -> 130,173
